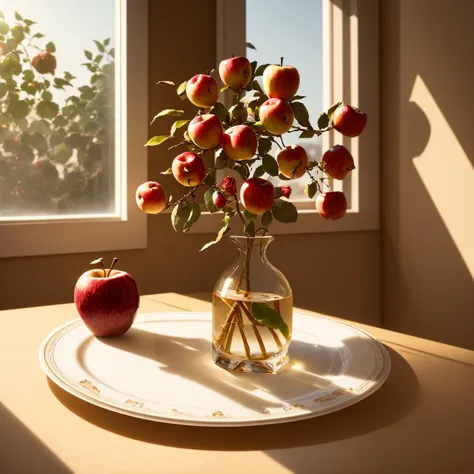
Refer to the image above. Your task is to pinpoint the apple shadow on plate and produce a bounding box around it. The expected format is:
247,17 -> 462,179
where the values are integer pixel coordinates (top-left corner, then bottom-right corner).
48,326 -> 419,450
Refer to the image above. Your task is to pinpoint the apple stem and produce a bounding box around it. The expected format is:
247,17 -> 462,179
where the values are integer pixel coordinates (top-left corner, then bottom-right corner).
100,261 -> 106,278
107,257 -> 119,278
280,57 -> 284,67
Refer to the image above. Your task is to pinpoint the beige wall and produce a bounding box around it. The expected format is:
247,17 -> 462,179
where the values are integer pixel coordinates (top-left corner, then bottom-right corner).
381,0 -> 474,349
0,0 -> 381,327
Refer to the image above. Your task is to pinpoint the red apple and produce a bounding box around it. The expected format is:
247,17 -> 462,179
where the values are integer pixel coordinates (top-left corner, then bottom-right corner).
172,152 -> 206,187
276,144 -> 309,179
259,98 -> 294,135
316,191 -> 347,220
74,259 -> 140,337
32,51 -> 57,75
320,145 -> 355,180
219,56 -> 252,91
136,181 -> 167,214
213,191 -> 227,208
188,114 -> 223,150
262,63 -> 300,100
222,125 -> 257,161
280,185 -> 292,199
332,105 -> 367,137
186,74 -> 219,108
240,177 -> 275,214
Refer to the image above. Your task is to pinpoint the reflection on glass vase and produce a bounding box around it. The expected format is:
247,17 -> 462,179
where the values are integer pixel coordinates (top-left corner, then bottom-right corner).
212,236 -> 293,373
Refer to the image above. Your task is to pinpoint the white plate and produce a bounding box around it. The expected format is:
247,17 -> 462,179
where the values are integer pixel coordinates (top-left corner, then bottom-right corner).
40,312 -> 390,427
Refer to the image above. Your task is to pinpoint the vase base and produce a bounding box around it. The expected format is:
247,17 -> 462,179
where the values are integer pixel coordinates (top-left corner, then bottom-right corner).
212,345 -> 289,374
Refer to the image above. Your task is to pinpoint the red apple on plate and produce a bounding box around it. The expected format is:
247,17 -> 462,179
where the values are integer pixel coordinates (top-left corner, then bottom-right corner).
74,258 -> 140,337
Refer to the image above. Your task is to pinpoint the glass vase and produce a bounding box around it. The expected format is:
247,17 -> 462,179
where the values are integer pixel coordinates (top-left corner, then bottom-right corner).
212,236 -> 293,373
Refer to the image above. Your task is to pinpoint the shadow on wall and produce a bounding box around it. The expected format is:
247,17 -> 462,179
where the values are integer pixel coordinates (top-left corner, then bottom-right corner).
381,0 -> 474,350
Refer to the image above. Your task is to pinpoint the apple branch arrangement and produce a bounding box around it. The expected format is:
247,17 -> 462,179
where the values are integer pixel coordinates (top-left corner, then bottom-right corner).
136,56 -> 367,249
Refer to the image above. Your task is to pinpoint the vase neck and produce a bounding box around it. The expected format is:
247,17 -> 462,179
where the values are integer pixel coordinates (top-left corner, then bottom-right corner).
230,236 -> 273,263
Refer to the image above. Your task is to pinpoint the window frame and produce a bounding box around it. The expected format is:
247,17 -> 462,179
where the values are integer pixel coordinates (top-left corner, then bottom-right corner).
0,0 -> 148,257
191,0 -> 379,235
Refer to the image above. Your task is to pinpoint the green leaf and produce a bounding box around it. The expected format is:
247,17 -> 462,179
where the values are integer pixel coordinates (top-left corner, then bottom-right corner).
262,154 -> 279,177
94,54 -> 103,64
204,188 -> 219,213
220,85 -> 229,92
160,167 -> 173,175
10,100 -> 30,120
46,41 -> 56,53
171,202 -> 192,232
305,181 -> 318,199
183,203 -> 201,232
255,64 -> 269,77
33,32 -> 44,39
145,135 -> 170,147
15,11 -> 23,21
327,101 -> 344,120
290,95 -> 306,102
177,80 -> 187,97
79,85 -> 94,100
244,210 -> 257,221
90,258 -> 104,265
258,137 -> 272,155
246,42 -> 257,50
272,199 -> 298,223
251,80 -> 263,93
261,210 -> 273,229
94,40 -> 105,53
299,130 -> 316,139
245,220 -> 256,237
253,165 -> 265,178
24,19 -> 35,26
171,119 -> 189,137
156,80 -> 175,86
200,213 -> 233,251
251,302 -> 290,338
317,112 -> 330,130
230,161 -> 249,179
42,90 -> 52,102
36,101 -> 59,119
151,109 -> 184,125
209,102 -> 229,124
291,102 -> 312,129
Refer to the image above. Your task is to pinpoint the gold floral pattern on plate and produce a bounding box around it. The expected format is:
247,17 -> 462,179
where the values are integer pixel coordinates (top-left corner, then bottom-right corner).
313,388 -> 353,403
79,379 -> 100,395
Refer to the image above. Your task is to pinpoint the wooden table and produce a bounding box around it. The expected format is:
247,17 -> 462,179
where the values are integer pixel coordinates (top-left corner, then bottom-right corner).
1,293 -> 473,474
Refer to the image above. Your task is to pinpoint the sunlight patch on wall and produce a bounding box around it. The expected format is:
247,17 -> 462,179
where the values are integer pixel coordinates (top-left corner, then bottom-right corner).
410,75 -> 474,279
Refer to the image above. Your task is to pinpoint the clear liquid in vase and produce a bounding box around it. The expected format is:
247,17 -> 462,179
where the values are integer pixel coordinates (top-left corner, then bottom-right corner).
212,289 -> 292,373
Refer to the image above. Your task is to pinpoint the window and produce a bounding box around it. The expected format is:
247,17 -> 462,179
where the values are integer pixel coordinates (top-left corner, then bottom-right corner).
0,0 -> 147,257
192,0 -> 379,234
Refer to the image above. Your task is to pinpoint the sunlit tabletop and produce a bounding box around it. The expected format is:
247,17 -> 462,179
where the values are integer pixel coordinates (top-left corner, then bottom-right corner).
1,293 -> 473,474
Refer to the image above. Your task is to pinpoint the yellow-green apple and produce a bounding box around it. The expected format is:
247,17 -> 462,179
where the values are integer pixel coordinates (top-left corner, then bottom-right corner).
259,98 -> 294,135
316,191 -> 347,220
240,177 -> 275,214
136,181 -> 167,214
172,152 -> 206,187
188,114 -> 223,150
262,63 -> 300,100
276,144 -> 309,179
320,145 -> 355,180
186,74 -> 219,108
212,191 -> 227,208
74,259 -> 140,337
220,176 -> 237,195
332,105 -> 367,137
32,51 -> 57,75
11,25 -> 25,42
219,56 -> 252,91
222,125 -> 257,161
